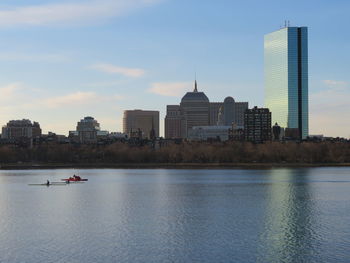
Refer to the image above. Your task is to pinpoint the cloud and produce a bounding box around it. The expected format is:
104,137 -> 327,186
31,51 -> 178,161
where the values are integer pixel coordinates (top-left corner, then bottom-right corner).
323,79 -> 348,88
41,91 -> 99,108
0,84 -> 126,134
39,91 -> 123,108
0,83 -> 22,100
0,0 -> 162,27
91,63 -> 145,78
148,82 -> 192,97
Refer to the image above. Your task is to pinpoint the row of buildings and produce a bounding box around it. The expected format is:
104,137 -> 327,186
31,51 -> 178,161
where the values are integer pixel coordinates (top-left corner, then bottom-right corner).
0,107 -> 271,145
0,117 -> 127,145
122,25 -> 310,142
0,25 -> 312,144
122,85 -> 272,143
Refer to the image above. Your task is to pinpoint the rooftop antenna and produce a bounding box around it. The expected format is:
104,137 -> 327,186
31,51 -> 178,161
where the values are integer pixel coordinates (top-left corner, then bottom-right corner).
194,72 -> 198,92
284,20 -> 287,28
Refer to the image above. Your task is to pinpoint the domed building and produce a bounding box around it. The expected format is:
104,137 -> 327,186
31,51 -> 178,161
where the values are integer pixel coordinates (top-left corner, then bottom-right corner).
165,80 -> 249,139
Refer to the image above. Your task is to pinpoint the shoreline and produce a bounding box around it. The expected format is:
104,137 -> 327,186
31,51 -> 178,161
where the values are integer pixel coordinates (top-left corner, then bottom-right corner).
1,163 -> 350,170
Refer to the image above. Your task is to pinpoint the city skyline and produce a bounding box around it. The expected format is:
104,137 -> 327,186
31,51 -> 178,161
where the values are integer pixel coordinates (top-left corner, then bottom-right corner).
0,0 -> 349,138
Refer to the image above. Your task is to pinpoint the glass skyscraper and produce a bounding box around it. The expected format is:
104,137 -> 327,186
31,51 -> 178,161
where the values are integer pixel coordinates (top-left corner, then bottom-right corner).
264,26 -> 309,139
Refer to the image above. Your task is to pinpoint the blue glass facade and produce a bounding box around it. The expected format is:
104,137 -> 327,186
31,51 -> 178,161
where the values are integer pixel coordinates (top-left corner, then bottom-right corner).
264,27 -> 309,139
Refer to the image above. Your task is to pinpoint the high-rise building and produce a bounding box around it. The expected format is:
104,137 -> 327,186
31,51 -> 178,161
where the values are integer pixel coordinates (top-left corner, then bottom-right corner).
244,107 -> 272,143
180,80 -> 210,138
164,80 -> 248,139
264,26 -> 309,139
123,110 -> 159,139
1,119 -> 41,140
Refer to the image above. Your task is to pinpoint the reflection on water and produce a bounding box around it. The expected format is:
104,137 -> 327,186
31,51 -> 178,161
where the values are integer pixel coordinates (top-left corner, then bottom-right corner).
0,168 -> 350,263
258,169 -> 320,263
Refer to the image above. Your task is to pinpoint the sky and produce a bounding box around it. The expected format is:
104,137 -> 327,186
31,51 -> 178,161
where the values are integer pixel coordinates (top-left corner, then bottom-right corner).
0,0 -> 349,138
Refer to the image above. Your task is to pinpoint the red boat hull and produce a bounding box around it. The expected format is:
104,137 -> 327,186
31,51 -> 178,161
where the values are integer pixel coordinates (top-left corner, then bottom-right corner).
61,178 -> 88,182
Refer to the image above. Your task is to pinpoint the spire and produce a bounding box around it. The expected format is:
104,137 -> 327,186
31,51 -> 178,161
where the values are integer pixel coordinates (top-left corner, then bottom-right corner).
194,80 -> 198,92
194,73 -> 198,92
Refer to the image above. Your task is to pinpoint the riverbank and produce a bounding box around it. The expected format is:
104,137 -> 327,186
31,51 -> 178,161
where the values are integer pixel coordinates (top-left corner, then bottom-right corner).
1,162 -> 350,170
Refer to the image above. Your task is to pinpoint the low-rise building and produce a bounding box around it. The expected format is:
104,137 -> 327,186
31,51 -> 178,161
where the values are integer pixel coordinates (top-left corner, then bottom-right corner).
229,123 -> 244,141
188,126 -> 231,141
74,117 -> 103,143
1,119 -> 41,140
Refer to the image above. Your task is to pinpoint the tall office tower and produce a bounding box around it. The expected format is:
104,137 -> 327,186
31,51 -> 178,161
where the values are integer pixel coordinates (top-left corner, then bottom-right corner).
244,107 -> 272,143
265,26 -> 309,139
123,110 -> 159,139
180,81 -> 210,138
165,105 -> 182,139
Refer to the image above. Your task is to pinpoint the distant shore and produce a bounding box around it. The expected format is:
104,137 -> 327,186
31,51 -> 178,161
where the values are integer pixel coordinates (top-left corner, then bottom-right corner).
1,162 -> 350,170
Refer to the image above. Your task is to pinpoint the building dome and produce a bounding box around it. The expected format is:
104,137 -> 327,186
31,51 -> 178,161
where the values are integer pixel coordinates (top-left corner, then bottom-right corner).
224,96 -> 235,104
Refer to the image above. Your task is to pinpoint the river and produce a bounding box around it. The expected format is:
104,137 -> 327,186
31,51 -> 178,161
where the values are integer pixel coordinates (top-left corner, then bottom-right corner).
0,168 -> 349,262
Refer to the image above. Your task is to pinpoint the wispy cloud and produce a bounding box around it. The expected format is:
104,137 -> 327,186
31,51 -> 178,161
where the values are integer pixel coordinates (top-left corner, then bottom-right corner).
42,92 -> 100,108
0,0 -> 162,27
323,79 -> 348,88
38,91 -> 124,109
0,82 -> 39,120
91,63 -> 145,78
0,83 -> 126,134
148,82 -> 192,97
0,83 -> 23,101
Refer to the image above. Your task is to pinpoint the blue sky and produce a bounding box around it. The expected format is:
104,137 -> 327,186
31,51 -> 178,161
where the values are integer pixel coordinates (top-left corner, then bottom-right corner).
0,0 -> 349,137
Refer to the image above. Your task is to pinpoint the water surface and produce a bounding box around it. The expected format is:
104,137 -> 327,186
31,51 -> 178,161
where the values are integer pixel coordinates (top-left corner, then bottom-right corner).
0,168 -> 349,263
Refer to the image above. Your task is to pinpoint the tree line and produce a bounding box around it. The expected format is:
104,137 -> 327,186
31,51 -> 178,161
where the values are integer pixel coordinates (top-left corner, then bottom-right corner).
0,141 -> 349,164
